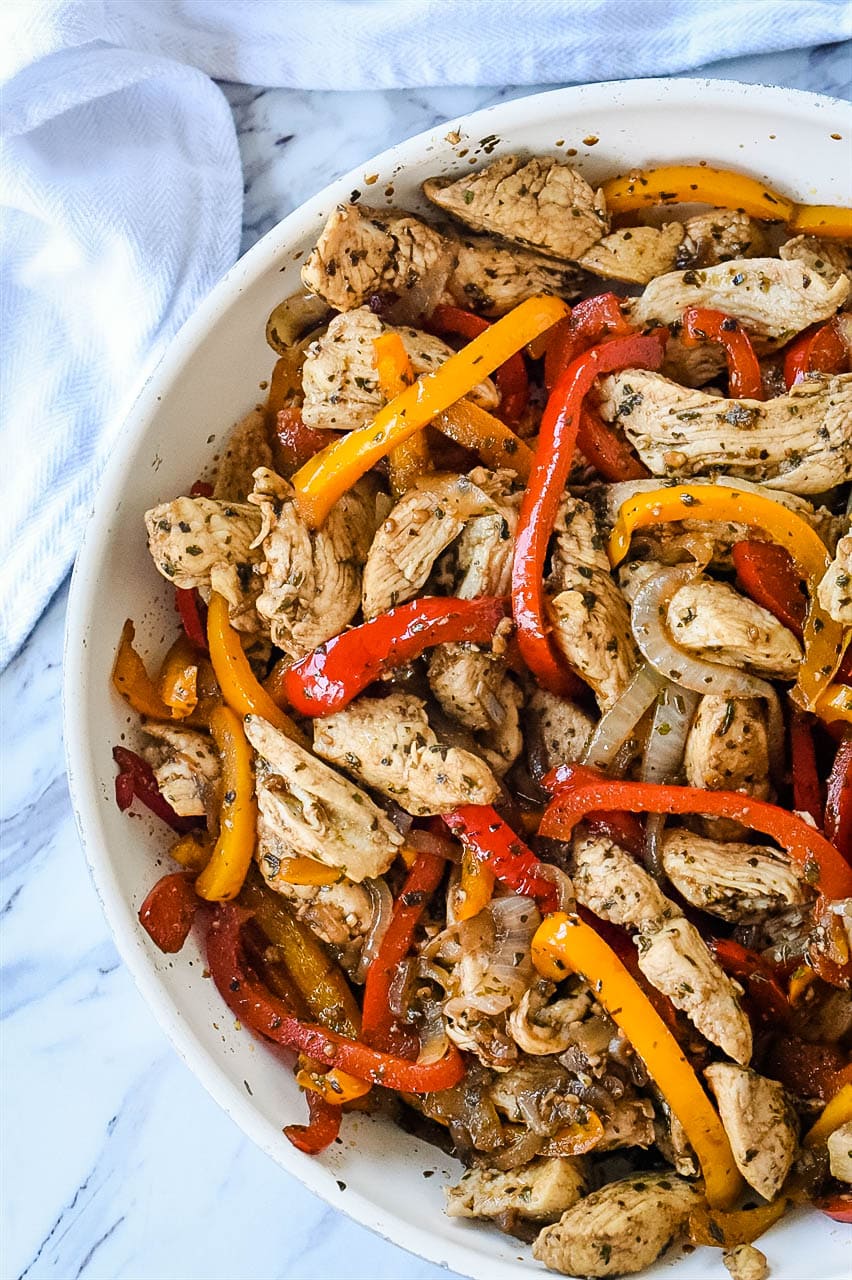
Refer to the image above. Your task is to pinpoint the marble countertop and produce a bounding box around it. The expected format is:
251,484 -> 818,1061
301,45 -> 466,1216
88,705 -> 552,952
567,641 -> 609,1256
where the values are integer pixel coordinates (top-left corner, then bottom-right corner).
3,42 -> 850,1280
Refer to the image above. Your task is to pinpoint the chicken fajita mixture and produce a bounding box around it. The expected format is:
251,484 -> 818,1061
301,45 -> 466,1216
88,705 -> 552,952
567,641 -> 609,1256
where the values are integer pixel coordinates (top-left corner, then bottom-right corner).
112,155 -> 852,1278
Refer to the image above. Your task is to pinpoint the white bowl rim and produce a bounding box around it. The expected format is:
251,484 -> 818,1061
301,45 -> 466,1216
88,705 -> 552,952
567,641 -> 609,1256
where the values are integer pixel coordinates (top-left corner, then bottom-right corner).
64,76 -> 850,1280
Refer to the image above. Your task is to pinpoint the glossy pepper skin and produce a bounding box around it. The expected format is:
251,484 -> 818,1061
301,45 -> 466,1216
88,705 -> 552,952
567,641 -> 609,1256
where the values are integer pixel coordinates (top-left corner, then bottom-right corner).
292,294 -> 569,527
138,871 -> 199,953
601,164 -> 794,221
540,763 -> 852,901
682,306 -> 764,400
511,330 -> 667,696
542,291 -> 634,389
282,595 -> 510,717
113,745 -> 200,833
429,304 -> 529,422
433,400 -> 534,480
443,806 -> 559,913
194,705 -> 258,902
732,540 -> 808,637
532,912 -> 742,1209
784,316 -> 849,388
789,708 -> 824,830
825,738 -> 852,864
205,903 -> 466,1093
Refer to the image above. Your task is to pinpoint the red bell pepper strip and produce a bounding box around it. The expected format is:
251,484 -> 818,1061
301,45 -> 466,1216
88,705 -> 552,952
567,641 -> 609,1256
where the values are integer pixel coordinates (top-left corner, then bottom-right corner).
543,292 -> 634,389
175,588 -> 208,651
825,738 -> 852,864
138,871 -> 199,953
544,763 -> 647,858
577,405 -> 650,482
789,708 -> 824,829
206,904 -> 466,1092
429,304 -> 529,422
283,595 -> 510,717
763,1033 -> 852,1102
815,1193 -> 852,1223
539,764 -> 852,901
443,806 -> 559,913
361,850 -> 445,1053
512,330 -> 667,696
276,405 -> 337,474
732,540 -> 807,637
707,938 -> 792,1024
784,317 -> 849,388
284,1090 -> 341,1154
682,307 -> 764,400
112,746 -> 201,834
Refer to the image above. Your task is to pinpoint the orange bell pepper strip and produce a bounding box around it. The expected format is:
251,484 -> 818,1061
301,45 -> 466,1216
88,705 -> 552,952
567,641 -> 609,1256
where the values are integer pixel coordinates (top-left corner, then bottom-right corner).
455,845 -> 496,922
206,592 -> 308,744
194,705 -> 258,902
601,165 -> 794,221
373,332 -> 430,497
540,1111 -> 605,1156
686,1197 -> 790,1247
291,295 -> 569,527
540,766 -> 852,901
786,204 -> 852,240
433,400 -> 534,480
608,484 -> 845,714
157,634 -> 199,717
112,620 -> 179,720
269,857 -> 343,886
169,831 -> 213,872
532,912 -> 743,1209
803,1082 -> 852,1147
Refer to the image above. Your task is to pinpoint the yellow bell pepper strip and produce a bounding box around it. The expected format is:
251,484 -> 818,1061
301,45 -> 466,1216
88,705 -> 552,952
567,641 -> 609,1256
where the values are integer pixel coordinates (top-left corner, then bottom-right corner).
815,682 -> 852,725
206,592 -> 308,745
169,831 -> 213,872
433,400 -> 534,481
373,332 -> 430,497
540,1111 -> 605,1157
686,1197 -> 791,1248
157,634 -> 199,717
803,1082 -> 852,1148
269,856 -> 343,886
787,204 -> 852,240
541,764 -> 852,901
291,295 -> 570,527
194,705 -> 258,902
455,845 -> 496,922
112,620 -> 178,720
601,165 -> 794,222
608,484 -> 845,713
532,912 -> 743,1209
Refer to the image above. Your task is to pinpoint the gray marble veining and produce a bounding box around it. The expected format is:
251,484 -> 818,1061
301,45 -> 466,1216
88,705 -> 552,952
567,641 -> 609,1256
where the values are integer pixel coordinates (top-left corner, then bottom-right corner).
3,42 -> 850,1280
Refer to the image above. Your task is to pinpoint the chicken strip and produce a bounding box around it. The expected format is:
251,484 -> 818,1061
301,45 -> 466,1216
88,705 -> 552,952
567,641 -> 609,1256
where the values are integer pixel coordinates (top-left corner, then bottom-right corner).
779,234 -> 852,288
446,229 -> 585,316
301,306 -> 498,430
704,1063 -> 798,1199
682,209 -> 769,267
300,203 -> 452,311
637,915 -> 753,1064
312,691 -> 499,815
817,532 -> 852,625
724,1245 -> 769,1280
362,468 -> 511,618
684,695 -> 770,800
571,833 -> 671,927
526,687 -> 595,773
142,722 -> 219,819
248,468 -> 378,658
423,154 -> 608,261
661,829 -> 808,922
145,494 -> 263,631
665,578 -> 802,679
245,714 -> 402,881
597,369 -> 852,494
446,1158 -> 587,1223
578,223 -> 684,285
212,408 -> 274,501
548,497 -> 638,710
828,1120 -> 852,1183
453,470 -> 522,598
532,1173 -> 699,1278
428,644 -> 523,774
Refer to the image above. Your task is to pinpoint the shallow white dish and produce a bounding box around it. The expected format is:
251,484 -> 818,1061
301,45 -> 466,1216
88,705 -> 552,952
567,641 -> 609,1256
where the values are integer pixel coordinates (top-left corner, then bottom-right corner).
65,78 -> 851,1280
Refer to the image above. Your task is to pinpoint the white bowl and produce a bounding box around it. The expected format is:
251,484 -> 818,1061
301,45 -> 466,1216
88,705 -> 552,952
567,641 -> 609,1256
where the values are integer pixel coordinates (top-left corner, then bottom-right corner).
65,79 -> 851,1280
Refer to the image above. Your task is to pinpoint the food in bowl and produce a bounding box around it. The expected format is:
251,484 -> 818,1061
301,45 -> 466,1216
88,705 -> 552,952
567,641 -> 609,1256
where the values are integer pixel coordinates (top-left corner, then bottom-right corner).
110,152 -> 852,1278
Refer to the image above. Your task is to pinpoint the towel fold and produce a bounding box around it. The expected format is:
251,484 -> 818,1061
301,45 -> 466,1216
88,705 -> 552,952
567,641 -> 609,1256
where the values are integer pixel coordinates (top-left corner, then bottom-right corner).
2,0 -> 849,665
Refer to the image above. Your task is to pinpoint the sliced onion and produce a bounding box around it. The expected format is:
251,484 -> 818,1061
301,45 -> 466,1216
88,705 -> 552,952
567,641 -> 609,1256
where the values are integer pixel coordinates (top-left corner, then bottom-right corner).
535,864 -> 575,913
406,827 -> 460,862
582,662 -> 667,769
388,957 -> 418,1021
354,877 -> 393,984
416,999 -> 451,1066
631,566 -> 785,781
641,683 -> 699,784
266,292 -> 332,353
384,244 -> 456,327
643,813 -> 667,880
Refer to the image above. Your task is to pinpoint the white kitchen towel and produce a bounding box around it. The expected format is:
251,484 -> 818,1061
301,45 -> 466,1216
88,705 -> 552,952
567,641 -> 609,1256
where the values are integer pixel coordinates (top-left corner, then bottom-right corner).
2,0 -> 850,666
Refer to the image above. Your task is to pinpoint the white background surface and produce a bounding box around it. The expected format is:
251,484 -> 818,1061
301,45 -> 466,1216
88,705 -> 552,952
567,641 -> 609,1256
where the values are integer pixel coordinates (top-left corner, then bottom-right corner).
2,42 -> 851,1280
